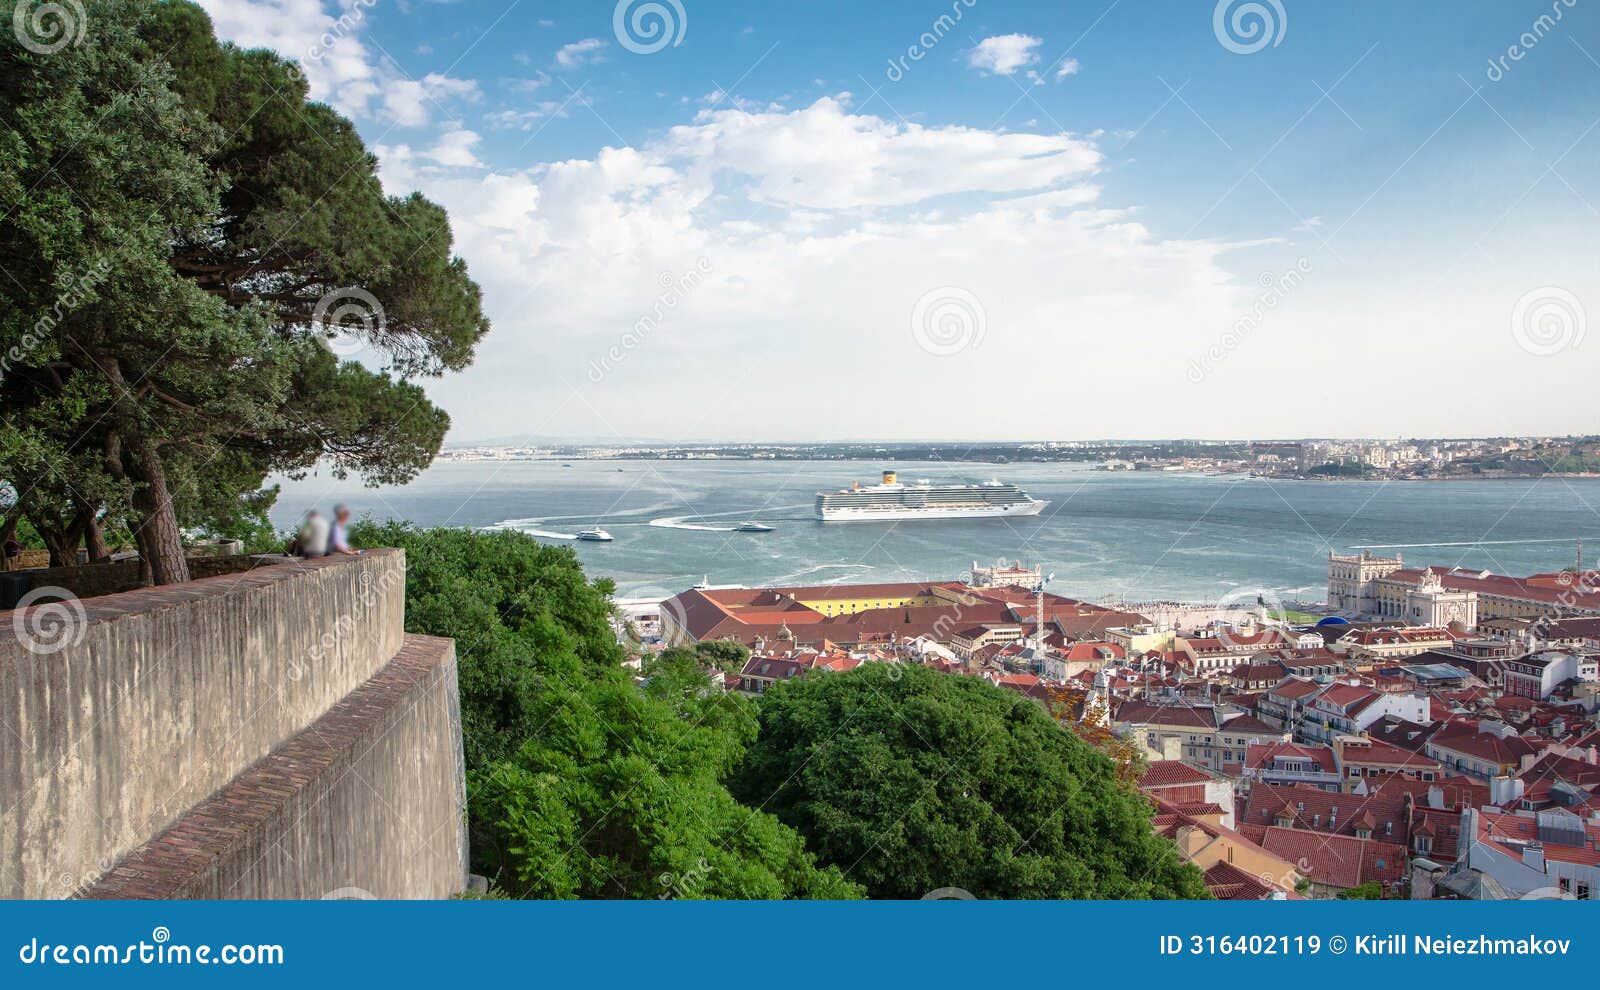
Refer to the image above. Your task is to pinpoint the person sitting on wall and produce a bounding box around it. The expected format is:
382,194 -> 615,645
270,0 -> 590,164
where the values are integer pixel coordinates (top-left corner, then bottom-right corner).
328,504 -> 360,556
2,538 -> 20,571
296,510 -> 330,559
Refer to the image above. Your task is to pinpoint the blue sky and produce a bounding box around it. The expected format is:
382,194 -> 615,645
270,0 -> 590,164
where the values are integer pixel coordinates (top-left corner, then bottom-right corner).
202,0 -> 1600,442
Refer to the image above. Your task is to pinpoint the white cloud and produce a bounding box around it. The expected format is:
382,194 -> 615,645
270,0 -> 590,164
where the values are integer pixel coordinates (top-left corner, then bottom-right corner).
362,97 -> 1267,440
665,97 -> 1099,210
968,34 -> 1043,76
1056,57 -> 1081,79
484,102 -> 566,131
382,73 -> 481,127
196,0 -> 476,128
554,38 -> 608,69
426,125 -> 483,168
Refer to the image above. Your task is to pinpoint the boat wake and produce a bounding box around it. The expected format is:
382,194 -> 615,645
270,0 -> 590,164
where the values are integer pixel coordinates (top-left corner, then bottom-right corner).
770,563 -> 874,584
480,522 -> 579,540
648,503 -> 812,532
650,517 -> 738,532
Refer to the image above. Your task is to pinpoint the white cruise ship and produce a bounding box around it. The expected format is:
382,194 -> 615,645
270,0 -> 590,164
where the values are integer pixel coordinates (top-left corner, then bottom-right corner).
814,471 -> 1048,522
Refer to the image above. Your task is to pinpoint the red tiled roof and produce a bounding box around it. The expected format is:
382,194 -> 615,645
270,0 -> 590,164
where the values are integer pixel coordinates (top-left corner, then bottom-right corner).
1429,723 -> 1546,765
1113,700 -> 1218,729
1245,741 -> 1336,773
1202,861 -> 1281,900
1219,714 -> 1282,735
1339,738 -> 1441,770
1256,827 -> 1406,889
1139,760 -> 1216,789
1243,782 -> 1410,843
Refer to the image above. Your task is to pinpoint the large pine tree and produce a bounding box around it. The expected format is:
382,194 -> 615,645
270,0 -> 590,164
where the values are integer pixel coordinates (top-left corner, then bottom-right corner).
0,0 -> 487,581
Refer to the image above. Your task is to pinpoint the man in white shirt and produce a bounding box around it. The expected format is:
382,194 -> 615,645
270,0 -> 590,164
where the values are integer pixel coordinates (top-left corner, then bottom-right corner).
329,504 -> 358,555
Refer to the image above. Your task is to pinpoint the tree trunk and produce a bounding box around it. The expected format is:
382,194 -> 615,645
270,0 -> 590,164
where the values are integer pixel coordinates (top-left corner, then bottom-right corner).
29,515 -> 77,567
84,513 -> 110,562
127,440 -> 190,585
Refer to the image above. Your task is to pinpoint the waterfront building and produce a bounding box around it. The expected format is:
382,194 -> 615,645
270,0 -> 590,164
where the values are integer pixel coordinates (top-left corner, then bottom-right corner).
970,559 -> 1044,590
1371,565 -> 1600,623
1327,550 -> 1405,614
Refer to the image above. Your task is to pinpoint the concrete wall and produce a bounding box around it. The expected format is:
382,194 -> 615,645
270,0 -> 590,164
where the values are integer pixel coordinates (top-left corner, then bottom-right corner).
3,554 -> 273,604
1,551 -> 408,898
83,636 -> 466,900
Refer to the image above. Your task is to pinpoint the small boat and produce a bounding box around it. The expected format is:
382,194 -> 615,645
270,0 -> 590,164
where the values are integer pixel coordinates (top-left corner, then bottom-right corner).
735,522 -> 774,533
576,529 -> 614,542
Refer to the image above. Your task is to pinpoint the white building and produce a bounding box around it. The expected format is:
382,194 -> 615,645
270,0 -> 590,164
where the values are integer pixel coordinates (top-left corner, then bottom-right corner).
1327,550 -> 1405,615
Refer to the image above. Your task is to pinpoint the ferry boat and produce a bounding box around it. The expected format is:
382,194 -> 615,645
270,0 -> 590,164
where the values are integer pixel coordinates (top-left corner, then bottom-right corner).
735,522 -> 774,532
815,471 -> 1047,522
576,529 -> 614,542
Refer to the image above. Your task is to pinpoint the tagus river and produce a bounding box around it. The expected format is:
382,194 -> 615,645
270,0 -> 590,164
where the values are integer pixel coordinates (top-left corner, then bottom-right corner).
268,460 -> 1600,605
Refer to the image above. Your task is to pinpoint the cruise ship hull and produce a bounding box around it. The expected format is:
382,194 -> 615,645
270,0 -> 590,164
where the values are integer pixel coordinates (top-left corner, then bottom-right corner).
817,500 -> 1049,522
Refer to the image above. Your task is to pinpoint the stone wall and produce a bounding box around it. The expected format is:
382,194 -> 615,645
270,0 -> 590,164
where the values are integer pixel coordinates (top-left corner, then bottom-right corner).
3,553 -> 270,603
83,636 -> 465,899
0,550 -> 465,899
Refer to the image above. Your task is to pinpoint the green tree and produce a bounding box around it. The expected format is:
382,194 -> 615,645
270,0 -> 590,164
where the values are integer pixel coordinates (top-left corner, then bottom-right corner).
352,522 -> 860,900
731,664 -> 1209,899
0,0 -> 485,583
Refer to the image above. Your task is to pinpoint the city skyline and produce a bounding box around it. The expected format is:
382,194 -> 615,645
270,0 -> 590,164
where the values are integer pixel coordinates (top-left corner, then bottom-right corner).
200,0 -> 1598,442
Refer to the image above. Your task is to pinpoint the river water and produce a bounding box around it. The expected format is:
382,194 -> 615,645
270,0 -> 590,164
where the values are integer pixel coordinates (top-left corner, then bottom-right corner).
268,459 -> 1600,604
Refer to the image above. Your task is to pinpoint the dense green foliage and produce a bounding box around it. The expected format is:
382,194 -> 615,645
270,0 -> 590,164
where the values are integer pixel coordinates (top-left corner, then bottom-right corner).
0,0 -> 486,579
353,522 -> 860,900
732,664 -> 1209,899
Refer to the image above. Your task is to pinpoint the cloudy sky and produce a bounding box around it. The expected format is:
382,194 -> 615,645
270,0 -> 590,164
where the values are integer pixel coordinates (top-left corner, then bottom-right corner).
198,0 -> 1599,443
